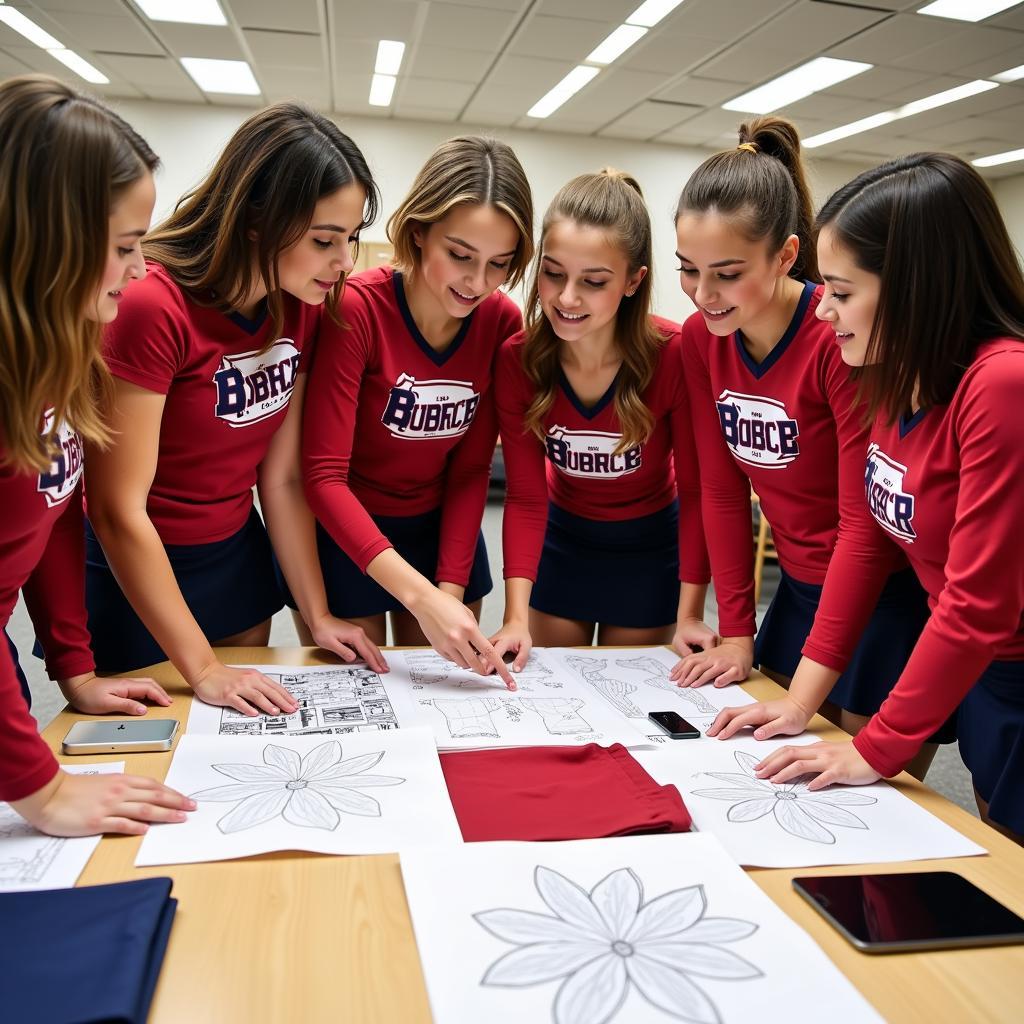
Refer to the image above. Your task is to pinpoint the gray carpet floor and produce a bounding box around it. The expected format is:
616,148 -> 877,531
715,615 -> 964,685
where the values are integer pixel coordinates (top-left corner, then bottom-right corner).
9,499 -> 977,816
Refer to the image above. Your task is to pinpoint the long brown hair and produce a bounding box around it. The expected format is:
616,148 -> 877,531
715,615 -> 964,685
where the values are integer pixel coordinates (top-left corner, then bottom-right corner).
676,116 -> 818,282
387,135 -> 534,289
0,74 -> 158,473
816,153 -> 1024,423
145,103 -> 379,340
522,169 -> 662,453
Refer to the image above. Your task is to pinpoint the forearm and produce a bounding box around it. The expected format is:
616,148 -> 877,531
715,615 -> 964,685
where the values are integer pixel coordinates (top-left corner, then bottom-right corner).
260,478 -> 329,626
90,510 -> 216,685
366,548 -> 437,612
677,583 -> 707,624
502,577 -> 533,625
787,655 -> 841,716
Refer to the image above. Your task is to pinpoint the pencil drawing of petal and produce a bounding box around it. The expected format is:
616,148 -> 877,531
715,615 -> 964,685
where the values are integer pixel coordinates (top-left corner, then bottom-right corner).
803,789 -> 877,806
798,801 -> 869,830
210,763 -> 285,783
591,868 -> 643,938
263,744 -> 301,778
638,941 -> 763,980
733,751 -> 760,778
677,918 -> 759,945
625,955 -> 721,1024
628,884 -> 705,943
474,909 -> 595,946
481,941 -> 609,987
313,750 -> 386,780
536,866 -> 611,939
282,787 -> 340,830
700,772 -> 772,791
554,953 -> 627,1024
691,788 -> 768,802
299,741 -> 341,779
216,788 -> 292,833
315,784 -> 382,817
725,797 -> 777,822
190,781 -> 281,802
337,774 -> 404,787
773,800 -> 835,844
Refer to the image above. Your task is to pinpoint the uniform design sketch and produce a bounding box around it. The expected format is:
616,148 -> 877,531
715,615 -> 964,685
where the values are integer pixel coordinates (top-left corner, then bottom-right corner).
519,698 -> 591,735
475,865 -> 761,1024
691,751 -> 877,845
190,740 -> 404,834
566,657 -> 645,718
0,834 -> 63,886
616,657 -> 718,716
216,667 -> 399,736
406,649 -> 558,690
431,698 -> 502,738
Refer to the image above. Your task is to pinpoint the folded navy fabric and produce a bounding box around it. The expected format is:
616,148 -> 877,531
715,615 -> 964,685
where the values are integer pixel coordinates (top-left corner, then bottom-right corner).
0,876 -> 177,1023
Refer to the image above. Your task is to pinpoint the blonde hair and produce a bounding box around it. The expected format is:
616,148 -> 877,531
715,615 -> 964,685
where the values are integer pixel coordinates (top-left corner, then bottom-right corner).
522,168 -> 662,453
0,74 -> 158,473
387,136 -> 534,288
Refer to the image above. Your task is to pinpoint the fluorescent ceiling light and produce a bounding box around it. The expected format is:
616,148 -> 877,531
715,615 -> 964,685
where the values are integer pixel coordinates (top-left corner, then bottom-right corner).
133,0 -> 227,25
375,40 -> 405,76
587,24 -> 647,65
804,79 -> 998,148
527,65 -> 600,118
917,0 -> 1022,22
181,57 -> 259,95
993,63 -> 1024,82
368,73 -> 396,107
973,147 -> 1024,167
0,7 -> 62,49
723,57 -> 872,114
626,0 -> 687,28
50,49 -> 109,84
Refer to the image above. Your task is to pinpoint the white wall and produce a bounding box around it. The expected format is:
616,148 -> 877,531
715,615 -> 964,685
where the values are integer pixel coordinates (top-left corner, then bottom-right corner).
993,174 -> 1024,266
112,99 -> 874,322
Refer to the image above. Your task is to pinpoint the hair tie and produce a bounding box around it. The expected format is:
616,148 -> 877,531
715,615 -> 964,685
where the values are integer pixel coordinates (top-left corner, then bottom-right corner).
737,142 -> 758,154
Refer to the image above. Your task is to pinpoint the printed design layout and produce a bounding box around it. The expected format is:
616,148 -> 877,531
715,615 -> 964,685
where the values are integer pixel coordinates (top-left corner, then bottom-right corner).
405,650 -> 558,690
615,657 -> 718,716
691,751 -> 877,845
566,656 -> 646,718
191,740 -> 404,834
475,865 -> 760,1024
214,667 -> 399,736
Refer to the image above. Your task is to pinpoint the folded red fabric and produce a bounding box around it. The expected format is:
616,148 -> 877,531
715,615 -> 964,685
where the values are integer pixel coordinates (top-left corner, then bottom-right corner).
439,743 -> 692,842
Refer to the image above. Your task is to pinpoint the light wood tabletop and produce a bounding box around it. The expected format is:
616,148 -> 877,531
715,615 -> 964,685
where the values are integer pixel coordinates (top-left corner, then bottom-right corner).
40,647 -> 1024,1024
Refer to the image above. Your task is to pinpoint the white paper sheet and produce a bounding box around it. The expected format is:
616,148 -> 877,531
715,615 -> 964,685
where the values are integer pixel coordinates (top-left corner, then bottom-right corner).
400,833 -> 883,1024
186,663 -> 405,736
553,646 -> 757,745
632,737 -> 986,867
135,728 -> 460,866
0,762 -> 125,892
386,650 -> 651,750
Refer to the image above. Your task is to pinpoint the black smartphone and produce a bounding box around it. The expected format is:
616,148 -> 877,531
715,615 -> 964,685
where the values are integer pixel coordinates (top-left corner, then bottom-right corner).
793,871 -> 1024,954
648,710 -> 701,739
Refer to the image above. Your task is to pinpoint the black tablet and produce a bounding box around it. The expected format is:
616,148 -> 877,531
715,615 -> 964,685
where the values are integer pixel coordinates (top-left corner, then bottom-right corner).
793,871 -> 1024,954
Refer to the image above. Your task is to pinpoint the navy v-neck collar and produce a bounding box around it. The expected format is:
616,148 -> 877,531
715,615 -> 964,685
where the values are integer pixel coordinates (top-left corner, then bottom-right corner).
734,279 -> 816,380
558,367 -> 619,420
226,301 -> 269,336
392,270 -> 474,367
898,408 -> 927,438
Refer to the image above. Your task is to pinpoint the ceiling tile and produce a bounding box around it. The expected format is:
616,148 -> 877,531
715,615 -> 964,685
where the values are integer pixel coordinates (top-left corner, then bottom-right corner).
598,99 -> 697,139
508,14 -> 613,62
891,25 -> 1024,74
0,48 -> 32,74
557,66 -> 666,122
656,75 -> 743,106
829,66 -> 932,102
828,13 -> 960,65
622,31 -> 724,75
664,0 -> 794,43
535,0 -> 636,21
408,45 -> 496,83
32,0 -> 125,15
102,52 -> 202,90
32,12 -> 163,55
330,2 -> 422,41
243,29 -> 323,68
148,24 -> 245,60
420,3 -> 519,50
229,0 -> 322,33
393,76 -> 476,110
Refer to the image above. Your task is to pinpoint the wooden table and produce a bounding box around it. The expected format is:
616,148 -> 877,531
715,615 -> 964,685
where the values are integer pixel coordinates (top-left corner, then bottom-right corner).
41,647 -> 1024,1023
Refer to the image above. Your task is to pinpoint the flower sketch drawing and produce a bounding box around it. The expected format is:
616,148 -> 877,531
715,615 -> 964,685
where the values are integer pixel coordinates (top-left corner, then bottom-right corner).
691,750 -> 877,845
474,865 -> 761,1024
191,740 -> 404,834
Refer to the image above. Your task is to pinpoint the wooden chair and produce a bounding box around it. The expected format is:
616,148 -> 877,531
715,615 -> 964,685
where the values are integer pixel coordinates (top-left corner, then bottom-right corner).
751,491 -> 777,605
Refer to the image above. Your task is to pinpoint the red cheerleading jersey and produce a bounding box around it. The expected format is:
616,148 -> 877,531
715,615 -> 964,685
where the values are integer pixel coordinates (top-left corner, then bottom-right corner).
496,318 -> 710,585
681,281 -> 884,638
303,266 -> 522,586
100,262 -> 320,545
803,340 -> 1024,778
1,415 -> 95,800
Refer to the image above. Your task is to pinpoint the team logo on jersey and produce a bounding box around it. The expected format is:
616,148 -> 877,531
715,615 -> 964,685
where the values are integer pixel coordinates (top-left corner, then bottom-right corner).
716,390 -> 800,469
212,339 -> 301,427
546,426 -> 642,479
36,410 -> 83,508
380,373 -> 480,440
865,444 -> 916,543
